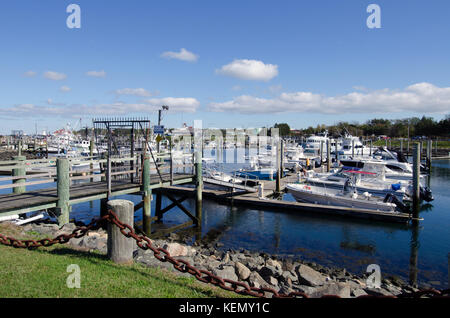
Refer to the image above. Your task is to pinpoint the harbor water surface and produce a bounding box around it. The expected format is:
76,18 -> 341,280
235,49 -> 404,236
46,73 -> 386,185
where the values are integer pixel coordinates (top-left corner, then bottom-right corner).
3,156 -> 449,288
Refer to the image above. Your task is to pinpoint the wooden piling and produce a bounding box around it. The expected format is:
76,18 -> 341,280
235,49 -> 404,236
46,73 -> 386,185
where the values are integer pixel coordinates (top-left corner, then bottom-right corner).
327,139 -> 331,172
276,140 -> 281,193
107,199 -> 135,264
352,139 -> 355,157
56,158 -> 70,226
320,140 -> 324,163
195,151 -> 203,226
90,139 -> 94,182
142,156 -> 152,235
12,155 -> 26,194
412,143 -> 421,220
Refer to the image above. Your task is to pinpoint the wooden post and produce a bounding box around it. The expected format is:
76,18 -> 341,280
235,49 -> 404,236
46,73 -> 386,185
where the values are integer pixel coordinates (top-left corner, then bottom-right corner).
276,140 -> 281,193
56,158 -> 70,226
352,139 -> 355,157
426,139 -> 432,172
12,155 -> 26,194
412,143 -> 421,220
370,139 -> 373,156
335,139 -> 339,162
107,199 -> 135,264
142,156 -> 152,235
195,151 -> 202,226
90,139 -> 94,183
327,139 -> 331,172
400,139 -> 403,153
320,140 -> 323,163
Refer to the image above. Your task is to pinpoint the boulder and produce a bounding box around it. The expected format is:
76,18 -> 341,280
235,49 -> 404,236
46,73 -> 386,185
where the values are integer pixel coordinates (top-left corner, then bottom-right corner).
259,265 -> 282,279
307,282 -> 351,298
249,271 -> 269,289
213,265 -> 238,282
351,288 -> 368,297
162,242 -> 188,257
235,262 -> 251,281
295,264 -> 327,287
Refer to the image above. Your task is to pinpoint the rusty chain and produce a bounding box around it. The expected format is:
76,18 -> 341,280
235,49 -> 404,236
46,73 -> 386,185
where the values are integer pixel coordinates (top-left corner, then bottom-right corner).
1,210 -> 449,299
0,215 -> 108,249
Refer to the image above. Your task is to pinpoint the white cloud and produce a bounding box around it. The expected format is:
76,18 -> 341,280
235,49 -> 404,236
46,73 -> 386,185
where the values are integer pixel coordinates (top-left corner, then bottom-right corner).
216,59 -> 278,81
160,48 -> 198,62
0,97 -> 200,118
115,88 -> 153,97
23,71 -> 37,77
60,86 -> 71,92
208,82 -> 450,114
43,71 -> 67,81
86,70 -> 106,78
144,97 -> 200,113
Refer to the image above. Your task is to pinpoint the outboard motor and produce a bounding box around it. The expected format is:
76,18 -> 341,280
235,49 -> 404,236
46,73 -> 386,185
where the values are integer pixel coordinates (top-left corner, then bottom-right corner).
383,194 -> 410,214
420,186 -> 434,202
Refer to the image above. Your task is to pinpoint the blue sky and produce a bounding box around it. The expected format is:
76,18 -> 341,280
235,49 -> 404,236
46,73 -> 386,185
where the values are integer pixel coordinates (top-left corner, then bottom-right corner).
0,0 -> 449,134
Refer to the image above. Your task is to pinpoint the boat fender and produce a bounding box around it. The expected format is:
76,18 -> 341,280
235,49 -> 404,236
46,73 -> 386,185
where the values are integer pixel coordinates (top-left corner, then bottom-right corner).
391,183 -> 401,191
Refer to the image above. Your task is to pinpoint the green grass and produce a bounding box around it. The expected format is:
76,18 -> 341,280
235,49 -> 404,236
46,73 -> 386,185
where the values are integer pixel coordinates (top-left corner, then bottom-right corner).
0,224 -> 244,298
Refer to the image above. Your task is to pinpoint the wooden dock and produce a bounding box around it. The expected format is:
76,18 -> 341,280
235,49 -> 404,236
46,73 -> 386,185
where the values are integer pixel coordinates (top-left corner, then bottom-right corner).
163,178 -> 413,223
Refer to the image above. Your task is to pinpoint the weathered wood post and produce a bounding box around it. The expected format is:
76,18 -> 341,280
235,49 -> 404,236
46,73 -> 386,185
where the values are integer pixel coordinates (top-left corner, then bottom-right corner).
335,139 -> 339,162
400,139 -> 403,154
195,151 -> 203,226
275,140 -> 281,193
327,139 -> 331,172
320,140 -> 324,163
155,193 -> 162,223
90,139 -> 94,183
12,155 -> 26,194
370,139 -> 373,156
412,143 -> 421,220
107,199 -> 135,264
142,155 -> 152,235
352,139 -> 355,157
56,158 -> 70,226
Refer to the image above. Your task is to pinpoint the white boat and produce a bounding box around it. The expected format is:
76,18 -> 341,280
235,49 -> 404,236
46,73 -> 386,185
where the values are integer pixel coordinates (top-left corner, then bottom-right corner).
304,168 -> 410,201
286,183 -> 398,212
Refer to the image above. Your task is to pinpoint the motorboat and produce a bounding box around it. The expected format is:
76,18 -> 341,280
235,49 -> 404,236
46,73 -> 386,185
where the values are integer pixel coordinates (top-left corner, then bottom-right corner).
286,183 -> 400,213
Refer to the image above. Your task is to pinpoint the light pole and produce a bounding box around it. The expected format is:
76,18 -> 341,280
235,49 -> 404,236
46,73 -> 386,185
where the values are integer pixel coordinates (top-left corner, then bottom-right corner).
156,105 -> 169,154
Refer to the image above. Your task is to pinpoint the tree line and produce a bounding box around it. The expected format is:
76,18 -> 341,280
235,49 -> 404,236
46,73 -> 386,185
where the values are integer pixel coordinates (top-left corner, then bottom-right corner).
277,115 -> 450,138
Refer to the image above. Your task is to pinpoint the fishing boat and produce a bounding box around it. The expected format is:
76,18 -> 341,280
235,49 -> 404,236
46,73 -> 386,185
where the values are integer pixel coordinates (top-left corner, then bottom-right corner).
304,167 -> 410,201
286,183 -> 400,212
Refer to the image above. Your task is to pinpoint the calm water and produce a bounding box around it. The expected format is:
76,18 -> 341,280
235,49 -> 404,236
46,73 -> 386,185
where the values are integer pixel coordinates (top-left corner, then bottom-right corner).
2,153 -> 449,288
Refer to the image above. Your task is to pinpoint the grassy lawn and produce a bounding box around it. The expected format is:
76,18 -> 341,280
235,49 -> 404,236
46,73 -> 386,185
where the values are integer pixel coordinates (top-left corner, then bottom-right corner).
0,223 -> 243,298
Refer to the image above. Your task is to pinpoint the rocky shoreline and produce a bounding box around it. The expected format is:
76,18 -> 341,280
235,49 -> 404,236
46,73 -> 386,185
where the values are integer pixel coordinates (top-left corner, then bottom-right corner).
22,221 -> 423,298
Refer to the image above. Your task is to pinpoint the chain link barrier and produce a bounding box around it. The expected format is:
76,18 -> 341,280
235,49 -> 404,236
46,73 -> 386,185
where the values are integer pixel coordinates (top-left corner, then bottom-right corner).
1,210 -> 449,299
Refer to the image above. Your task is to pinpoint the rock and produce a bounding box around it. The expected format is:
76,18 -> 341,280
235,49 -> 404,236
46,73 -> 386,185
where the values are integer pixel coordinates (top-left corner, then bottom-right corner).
281,270 -> 298,283
296,264 -> 327,287
266,258 -> 282,271
162,242 -> 188,257
213,265 -> 238,282
364,287 -> 394,297
222,252 -> 230,263
351,288 -> 368,298
249,271 -> 269,289
307,282 -> 351,298
235,262 -> 251,281
259,265 -> 282,280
